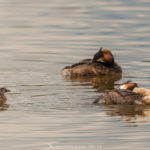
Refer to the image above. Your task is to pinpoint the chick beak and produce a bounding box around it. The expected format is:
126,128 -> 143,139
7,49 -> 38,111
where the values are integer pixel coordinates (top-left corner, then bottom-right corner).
6,89 -> 10,92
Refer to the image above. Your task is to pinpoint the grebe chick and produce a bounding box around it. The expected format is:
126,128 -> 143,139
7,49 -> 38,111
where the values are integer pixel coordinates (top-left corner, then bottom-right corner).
0,88 -> 10,105
62,47 -> 122,77
93,81 -> 150,105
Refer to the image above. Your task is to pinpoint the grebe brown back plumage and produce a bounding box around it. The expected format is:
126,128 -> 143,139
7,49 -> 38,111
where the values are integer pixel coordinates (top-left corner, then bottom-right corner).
62,47 -> 122,77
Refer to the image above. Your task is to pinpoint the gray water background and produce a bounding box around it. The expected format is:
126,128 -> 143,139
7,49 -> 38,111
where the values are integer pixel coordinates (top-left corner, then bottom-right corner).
0,0 -> 150,149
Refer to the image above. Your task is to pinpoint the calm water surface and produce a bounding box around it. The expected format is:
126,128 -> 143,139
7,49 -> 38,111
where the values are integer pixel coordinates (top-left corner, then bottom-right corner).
0,0 -> 150,150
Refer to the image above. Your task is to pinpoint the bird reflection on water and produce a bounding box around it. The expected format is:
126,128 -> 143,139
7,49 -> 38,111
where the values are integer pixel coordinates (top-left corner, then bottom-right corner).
95,104 -> 150,126
64,75 -> 150,125
0,104 -> 9,111
63,74 -> 122,92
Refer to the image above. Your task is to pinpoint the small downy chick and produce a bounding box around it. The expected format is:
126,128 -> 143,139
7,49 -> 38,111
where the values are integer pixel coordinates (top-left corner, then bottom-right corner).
0,88 -> 10,105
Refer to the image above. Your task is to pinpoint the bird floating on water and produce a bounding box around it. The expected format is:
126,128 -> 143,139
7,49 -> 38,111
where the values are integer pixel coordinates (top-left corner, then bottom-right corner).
62,47 -> 122,77
93,81 -> 150,105
0,88 -> 10,106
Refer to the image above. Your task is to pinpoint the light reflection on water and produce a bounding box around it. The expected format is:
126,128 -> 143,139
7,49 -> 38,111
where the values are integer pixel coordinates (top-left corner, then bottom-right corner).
0,0 -> 150,150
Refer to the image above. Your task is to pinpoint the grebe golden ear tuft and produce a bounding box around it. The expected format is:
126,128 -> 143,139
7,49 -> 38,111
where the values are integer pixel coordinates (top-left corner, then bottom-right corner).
119,82 -> 138,90
92,48 -> 114,66
126,83 -> 138,90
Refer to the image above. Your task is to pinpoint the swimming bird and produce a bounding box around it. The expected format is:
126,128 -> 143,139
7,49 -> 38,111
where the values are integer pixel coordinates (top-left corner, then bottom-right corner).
62,47 -> 122,77
0,88 -> 10,105
93,81 -> 150,105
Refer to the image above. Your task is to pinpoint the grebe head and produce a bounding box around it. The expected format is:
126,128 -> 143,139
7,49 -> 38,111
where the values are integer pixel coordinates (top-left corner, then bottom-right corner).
119,82 -> 138,91
0,88 -> 10,94
92,47 -> 114,66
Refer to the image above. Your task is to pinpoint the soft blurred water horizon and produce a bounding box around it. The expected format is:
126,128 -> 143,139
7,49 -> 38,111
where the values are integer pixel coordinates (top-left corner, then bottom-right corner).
0,0 -> 150,150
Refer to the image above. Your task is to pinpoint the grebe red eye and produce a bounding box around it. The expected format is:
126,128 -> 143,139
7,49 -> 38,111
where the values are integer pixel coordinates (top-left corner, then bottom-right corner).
100,53 -> 104,57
